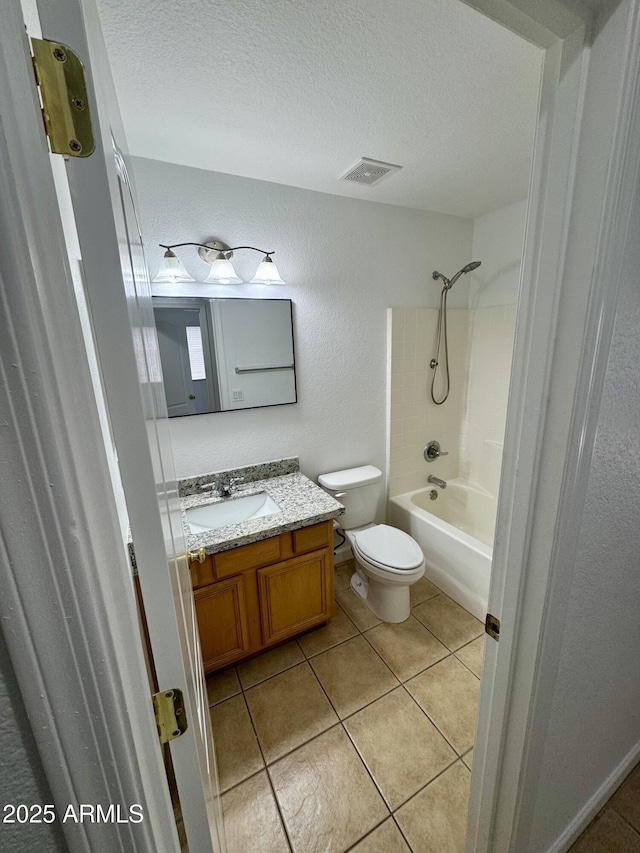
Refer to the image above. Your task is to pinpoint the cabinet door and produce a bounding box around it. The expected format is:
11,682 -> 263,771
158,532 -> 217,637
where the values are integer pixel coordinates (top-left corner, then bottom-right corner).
194,575 -> 250,672
258,551 -> 332,646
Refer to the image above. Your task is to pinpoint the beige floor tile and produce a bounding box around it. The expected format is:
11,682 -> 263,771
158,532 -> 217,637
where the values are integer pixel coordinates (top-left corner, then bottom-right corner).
345,688 -> 457,810
455,636 -> 485,679
298,603 -> 359,658
270,725 -> 388,853
462,748 -> 474,770
237,640 -> 304,689
395,761 -> 471,853
310,635 -> 398,719
209,694 -> 263,792
245,662 -> 338,763
413,594 -> 483,651
410,575 -> 441,607
206,667 -> 240,706
570,808 -> 640,852
336,588 -> 382,631
611,764 -> 640,833
350,818 -> 411,852
222,770 -> 290,853
406,656 -> 480,754
365,615 -> 450,682
334,560 -> 355,592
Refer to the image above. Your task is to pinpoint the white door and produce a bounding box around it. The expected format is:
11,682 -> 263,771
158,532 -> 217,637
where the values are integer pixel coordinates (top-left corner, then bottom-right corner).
30,1 -> 224,850
155,306 -> 211,416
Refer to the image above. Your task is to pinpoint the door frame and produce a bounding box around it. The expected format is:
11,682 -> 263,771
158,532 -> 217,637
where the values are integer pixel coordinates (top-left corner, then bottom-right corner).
0,2 -> 182,850
466,0 -> 640,850
1,1 -> 639,852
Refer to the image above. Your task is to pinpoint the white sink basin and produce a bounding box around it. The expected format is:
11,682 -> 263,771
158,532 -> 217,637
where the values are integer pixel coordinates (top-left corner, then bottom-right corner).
186,492 -> 281,533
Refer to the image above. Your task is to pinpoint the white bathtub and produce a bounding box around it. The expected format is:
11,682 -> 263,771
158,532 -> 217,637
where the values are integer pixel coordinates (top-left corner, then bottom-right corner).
388,481 -> 493,620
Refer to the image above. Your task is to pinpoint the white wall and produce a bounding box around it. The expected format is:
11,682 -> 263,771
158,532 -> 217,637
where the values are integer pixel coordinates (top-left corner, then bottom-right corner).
387,200 -> 527,533
528,191 -> 640,850
133,157 -> 473,489
461,201 -> 526,502
468,200 -> 527,309
521,0 -> 640,848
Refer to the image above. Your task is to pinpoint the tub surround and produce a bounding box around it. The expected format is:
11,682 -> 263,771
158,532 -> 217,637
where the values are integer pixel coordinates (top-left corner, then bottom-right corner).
180,461 -> 343,556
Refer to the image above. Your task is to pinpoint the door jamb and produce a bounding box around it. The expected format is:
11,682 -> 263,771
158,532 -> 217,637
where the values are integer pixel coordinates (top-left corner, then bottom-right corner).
0,3 -> 181,850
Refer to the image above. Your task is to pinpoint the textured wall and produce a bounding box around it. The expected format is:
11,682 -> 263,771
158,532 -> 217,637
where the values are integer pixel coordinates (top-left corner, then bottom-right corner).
523,0 -> 640,846
0,632 -> 67,852
133,157 -> 473,491
527,128 -> 640,851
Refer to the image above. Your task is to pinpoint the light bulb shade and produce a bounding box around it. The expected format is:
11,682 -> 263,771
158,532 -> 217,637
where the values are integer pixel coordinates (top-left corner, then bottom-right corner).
203,255 -> 243,284
152,250 -> 195,283
249,256 -> 286,285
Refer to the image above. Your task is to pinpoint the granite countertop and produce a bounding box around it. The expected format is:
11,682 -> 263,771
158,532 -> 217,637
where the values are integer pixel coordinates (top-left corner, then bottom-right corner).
181,466 -> 344,555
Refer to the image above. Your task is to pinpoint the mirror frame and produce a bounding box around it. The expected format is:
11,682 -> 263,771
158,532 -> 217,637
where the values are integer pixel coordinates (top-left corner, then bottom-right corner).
152,296 -> 297,416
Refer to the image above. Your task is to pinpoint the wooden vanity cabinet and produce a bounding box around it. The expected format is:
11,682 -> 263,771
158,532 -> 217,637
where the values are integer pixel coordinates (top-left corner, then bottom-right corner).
191,520 -> 334,673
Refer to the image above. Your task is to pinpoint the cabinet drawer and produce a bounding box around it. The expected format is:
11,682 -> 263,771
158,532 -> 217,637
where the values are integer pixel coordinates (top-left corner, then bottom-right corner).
293,521 -> 332,555
214,536 -> 281,579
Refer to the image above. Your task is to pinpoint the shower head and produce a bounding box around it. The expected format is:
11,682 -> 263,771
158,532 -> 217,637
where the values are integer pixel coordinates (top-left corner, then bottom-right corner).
432,260 -> 481,290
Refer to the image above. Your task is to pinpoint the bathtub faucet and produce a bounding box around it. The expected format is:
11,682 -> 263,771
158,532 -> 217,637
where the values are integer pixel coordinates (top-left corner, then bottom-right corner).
427,474 -> 447,490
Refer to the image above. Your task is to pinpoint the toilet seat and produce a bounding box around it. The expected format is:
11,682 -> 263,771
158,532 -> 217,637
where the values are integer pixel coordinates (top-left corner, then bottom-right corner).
353,524 -> 424,574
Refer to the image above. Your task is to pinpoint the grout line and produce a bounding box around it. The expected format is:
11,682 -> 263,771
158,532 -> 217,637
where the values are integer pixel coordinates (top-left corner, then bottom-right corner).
342,815 -> 395,852
263,769 -> 294,853
399,683 -> 470,758
392,813 -> 413,851
238,687 -> 294,852
206,666 -> 241,707
611,808 -> 640,839
210,570 -> 481,852
338,719 -> 393,820
453,649 -> 483,682
391,757 -> 468,816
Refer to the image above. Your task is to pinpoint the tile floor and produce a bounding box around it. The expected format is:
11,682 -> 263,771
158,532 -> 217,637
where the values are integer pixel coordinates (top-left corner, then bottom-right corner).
206,559 -> 485,853
569,762 -> 640,852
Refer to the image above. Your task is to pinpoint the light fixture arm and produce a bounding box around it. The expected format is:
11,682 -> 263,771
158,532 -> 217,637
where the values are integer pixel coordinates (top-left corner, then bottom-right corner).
159,242 -> 275,257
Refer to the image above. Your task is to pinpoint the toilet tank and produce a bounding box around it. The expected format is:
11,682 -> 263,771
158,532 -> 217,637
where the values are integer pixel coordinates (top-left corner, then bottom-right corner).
318,465 -> 382,530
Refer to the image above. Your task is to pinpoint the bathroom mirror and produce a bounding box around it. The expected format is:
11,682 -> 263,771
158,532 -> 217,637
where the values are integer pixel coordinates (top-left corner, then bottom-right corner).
152,297 -> 296,416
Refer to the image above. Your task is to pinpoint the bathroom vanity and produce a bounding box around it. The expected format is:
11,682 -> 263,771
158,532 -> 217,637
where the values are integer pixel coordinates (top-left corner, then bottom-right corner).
190,520 -> 334,672
179,459 -> 343,673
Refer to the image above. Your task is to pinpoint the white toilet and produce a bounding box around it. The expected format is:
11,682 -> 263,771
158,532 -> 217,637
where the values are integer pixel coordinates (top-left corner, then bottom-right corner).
318,465 -> 425,623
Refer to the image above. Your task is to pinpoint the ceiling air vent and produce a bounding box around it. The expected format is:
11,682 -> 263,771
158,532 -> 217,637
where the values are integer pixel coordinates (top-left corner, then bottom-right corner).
340,157 -> 402,187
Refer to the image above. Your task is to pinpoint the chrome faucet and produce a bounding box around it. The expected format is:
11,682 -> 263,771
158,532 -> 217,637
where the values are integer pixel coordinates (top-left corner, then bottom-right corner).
199,476 -> 244,498
427,474 -> 447,490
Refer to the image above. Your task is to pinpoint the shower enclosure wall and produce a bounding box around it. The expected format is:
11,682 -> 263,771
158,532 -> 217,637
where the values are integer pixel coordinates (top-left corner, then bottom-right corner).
386,200 -> 526,613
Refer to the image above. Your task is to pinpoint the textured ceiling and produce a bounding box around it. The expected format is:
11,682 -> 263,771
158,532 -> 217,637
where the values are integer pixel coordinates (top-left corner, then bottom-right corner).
95,0 -> 543,219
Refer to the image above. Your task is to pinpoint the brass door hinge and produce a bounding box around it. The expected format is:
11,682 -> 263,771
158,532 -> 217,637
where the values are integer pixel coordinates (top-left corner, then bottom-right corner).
485,613 -> 500,641
152,688 -> 188,744
31,38 -> 95,157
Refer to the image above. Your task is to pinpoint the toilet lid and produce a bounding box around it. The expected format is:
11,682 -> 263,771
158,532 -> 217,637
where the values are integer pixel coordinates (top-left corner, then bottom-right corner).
354,524 -> 423,571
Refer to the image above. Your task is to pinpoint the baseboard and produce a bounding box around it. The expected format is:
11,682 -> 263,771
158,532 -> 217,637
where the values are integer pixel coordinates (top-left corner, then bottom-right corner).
548,739 -> 640,852
334,544 -> 353,565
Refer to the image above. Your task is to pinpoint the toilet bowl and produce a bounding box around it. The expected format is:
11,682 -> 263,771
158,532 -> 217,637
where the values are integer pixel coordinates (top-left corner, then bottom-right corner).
318,466 -> 425,623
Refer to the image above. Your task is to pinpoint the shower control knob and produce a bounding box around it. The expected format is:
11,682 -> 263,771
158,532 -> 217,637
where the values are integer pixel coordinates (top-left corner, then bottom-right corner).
430,359 -> 438,369
424,440 -> 448,462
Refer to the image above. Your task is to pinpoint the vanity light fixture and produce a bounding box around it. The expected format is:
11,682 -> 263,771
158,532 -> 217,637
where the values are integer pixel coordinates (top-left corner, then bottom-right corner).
153,239 -> 286,285
152,249 -> 196,284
